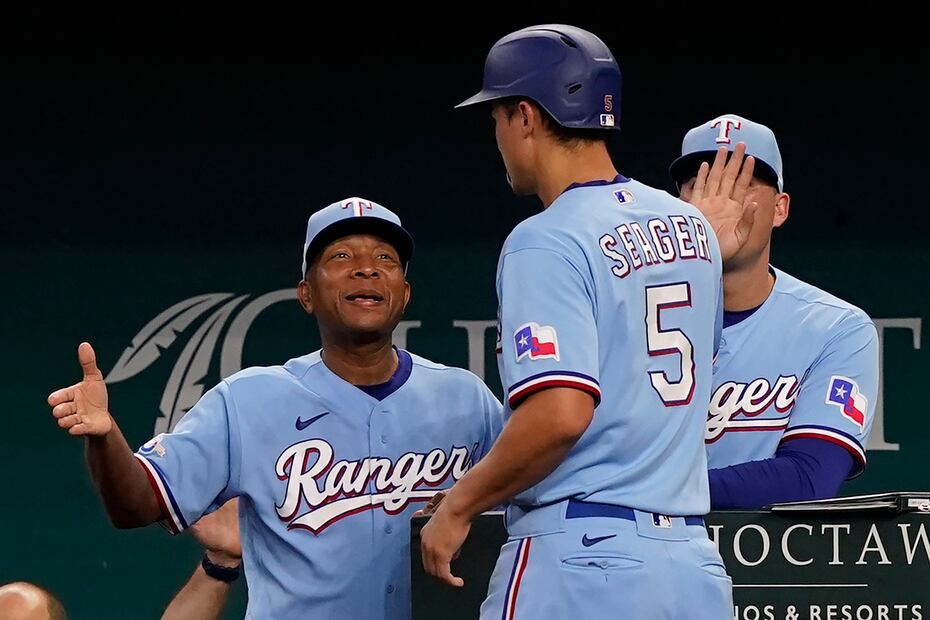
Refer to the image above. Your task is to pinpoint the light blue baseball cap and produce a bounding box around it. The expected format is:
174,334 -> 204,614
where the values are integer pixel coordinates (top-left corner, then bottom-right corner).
669,114 -> 783,192
301,197 -> 414,276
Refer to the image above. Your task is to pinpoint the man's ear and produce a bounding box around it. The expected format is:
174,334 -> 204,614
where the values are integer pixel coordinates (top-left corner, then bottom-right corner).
519,100 -> 536,134
297,279 -> 314,314
773,192 -> 791,228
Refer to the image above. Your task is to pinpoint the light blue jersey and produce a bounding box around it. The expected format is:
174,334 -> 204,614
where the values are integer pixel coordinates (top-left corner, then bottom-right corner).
496,176 -> 722,516
135,350 -> 502,620
706,268 -> 878,475
482,176 -> 731,620
462,25 -> 730,620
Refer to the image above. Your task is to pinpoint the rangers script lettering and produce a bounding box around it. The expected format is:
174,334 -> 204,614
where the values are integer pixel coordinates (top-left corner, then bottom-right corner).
706,375 -> 801,442
276,440 -> 476,533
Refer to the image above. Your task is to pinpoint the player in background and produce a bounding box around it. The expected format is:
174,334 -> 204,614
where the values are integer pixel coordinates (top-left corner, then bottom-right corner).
47,198 -> 502,620
420,24 -> 740,618
670,114 -> 879,509
0,582 -> 67,620
161,499 -> 241,620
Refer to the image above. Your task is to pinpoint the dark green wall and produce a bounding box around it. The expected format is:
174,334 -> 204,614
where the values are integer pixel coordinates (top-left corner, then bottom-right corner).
3,24 -> 927,618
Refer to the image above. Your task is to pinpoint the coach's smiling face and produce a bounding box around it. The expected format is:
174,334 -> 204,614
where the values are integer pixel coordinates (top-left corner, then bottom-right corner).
299,233 -> 410,344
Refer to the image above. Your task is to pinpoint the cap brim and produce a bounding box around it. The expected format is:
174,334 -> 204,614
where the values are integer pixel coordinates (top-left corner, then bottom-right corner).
304,218 -> 414,273
668,151 -> 780,191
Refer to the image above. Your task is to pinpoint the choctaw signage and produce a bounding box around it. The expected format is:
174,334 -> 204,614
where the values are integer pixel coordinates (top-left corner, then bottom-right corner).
710,511 -> 930,620
409,510 -> 930,620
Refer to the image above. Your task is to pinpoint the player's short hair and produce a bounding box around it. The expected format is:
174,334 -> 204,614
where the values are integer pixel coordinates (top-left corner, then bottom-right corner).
496,97 -> 613,147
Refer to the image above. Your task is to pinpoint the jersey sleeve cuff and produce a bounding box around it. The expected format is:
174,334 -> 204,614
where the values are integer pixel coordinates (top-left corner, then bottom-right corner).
134,454 -> 189,534
507,371 -> 601,409
780,425 -> 867,478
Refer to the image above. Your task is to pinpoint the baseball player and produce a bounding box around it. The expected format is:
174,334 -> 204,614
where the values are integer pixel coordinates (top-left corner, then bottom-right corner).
669,115 -> 879,509
420,25 -> 736,618
161,499 -> 241,620
47,198 -> 503,620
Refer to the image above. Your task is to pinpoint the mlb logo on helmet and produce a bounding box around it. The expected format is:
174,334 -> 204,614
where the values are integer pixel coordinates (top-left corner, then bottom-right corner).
825,376 -> 868,430
514,322 -> 560,362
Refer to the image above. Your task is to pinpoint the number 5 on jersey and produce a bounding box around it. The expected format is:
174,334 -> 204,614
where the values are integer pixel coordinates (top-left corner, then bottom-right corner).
645,282 -> 695,406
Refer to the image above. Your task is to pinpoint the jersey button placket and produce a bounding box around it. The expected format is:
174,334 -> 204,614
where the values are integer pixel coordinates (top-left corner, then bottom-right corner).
379,409 -> 389,444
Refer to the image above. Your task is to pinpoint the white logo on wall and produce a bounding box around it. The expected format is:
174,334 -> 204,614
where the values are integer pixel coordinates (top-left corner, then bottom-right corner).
105,291 -> 294,434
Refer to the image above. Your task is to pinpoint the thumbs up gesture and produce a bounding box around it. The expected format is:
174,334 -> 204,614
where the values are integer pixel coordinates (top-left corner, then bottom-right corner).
47,342 -> 113,436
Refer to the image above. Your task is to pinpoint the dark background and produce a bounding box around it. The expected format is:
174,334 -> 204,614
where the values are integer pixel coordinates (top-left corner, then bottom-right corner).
2,20 -> 927,619
6,22 -> 927,250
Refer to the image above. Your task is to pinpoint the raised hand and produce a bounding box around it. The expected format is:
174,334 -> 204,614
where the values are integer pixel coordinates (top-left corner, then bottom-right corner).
47,342 -> 113,436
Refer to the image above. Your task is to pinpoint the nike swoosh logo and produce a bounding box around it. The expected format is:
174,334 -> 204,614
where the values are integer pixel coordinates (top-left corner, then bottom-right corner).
581,533 -> 617,547
296,412 -> 330,431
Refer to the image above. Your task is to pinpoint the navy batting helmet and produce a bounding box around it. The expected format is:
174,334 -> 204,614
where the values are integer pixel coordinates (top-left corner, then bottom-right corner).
456,24 -> 622,131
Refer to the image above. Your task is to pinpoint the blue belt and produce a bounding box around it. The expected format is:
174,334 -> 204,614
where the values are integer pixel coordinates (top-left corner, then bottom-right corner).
566,499 -> 704,527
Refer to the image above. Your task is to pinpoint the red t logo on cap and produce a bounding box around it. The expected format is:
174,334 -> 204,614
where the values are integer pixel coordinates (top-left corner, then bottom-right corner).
710,118 -> 742,144
342,200 -> 373,217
